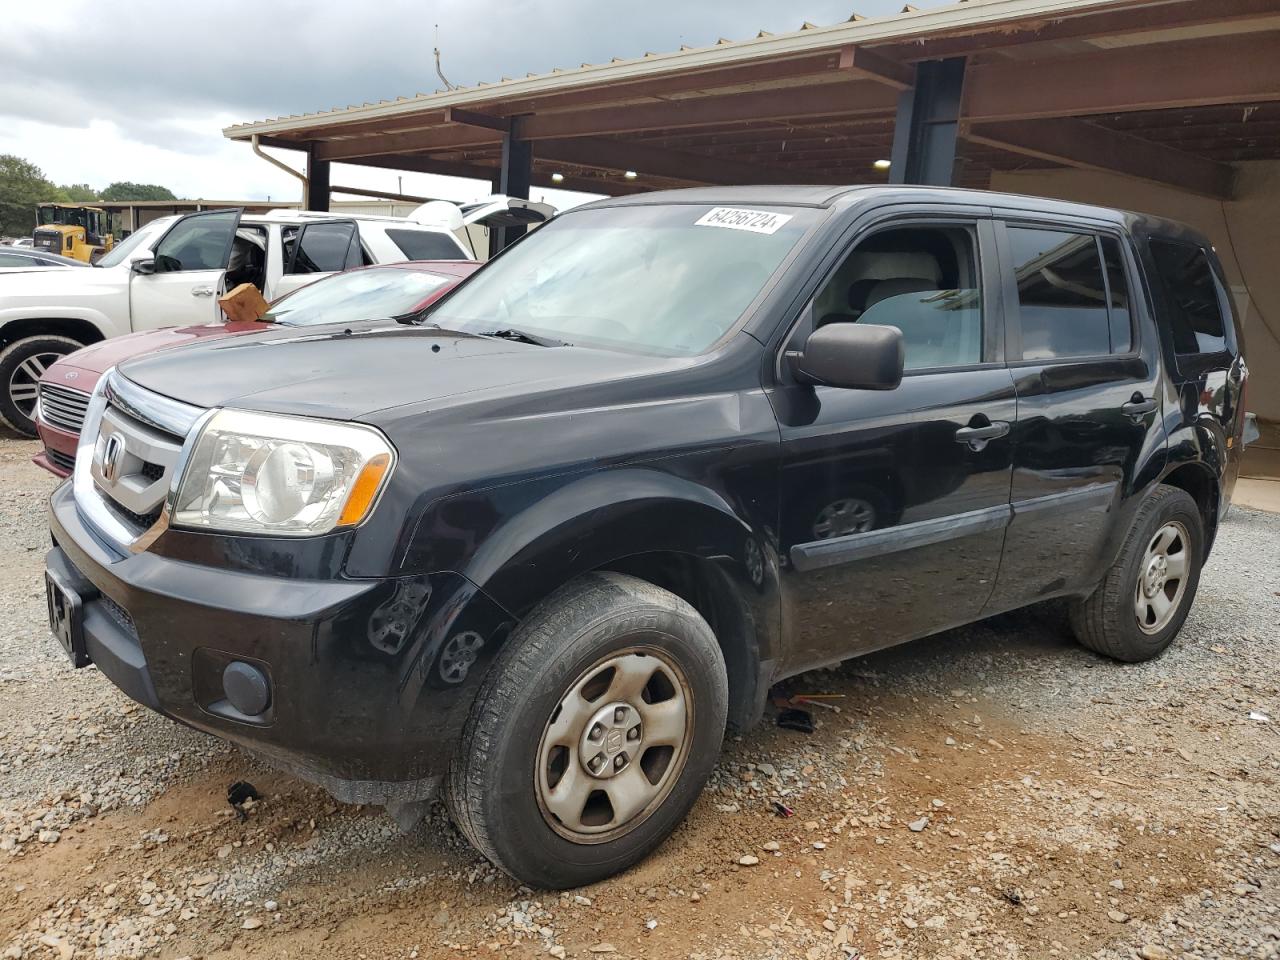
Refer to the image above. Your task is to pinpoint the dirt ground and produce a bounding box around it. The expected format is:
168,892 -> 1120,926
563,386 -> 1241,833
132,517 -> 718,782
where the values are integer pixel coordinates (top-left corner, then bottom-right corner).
1,434 -> 1277,960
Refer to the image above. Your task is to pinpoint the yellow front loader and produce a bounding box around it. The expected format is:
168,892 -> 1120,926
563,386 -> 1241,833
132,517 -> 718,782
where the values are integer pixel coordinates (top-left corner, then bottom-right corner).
32,204 -> 114,263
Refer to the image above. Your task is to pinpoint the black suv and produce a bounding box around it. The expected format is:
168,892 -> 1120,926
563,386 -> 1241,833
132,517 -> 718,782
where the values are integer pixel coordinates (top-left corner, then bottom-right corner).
44,186 -> 1247,888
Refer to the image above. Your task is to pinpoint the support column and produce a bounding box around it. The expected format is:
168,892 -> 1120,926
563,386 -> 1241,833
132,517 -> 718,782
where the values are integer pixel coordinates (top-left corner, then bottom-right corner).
305,143 -> 331,212
889,58 -> 966,186
490,127 -> 532,257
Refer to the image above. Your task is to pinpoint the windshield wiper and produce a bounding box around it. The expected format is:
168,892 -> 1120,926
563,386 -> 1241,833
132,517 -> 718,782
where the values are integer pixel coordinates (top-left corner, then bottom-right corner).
478,327 -> 568,347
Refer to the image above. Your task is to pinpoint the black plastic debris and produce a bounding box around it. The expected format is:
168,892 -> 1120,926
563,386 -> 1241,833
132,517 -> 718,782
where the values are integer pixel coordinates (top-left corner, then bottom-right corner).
227,780 -> 261,821
772,800 -> 794,818
776,707 -> 815,734
1000,887 -> 1025,906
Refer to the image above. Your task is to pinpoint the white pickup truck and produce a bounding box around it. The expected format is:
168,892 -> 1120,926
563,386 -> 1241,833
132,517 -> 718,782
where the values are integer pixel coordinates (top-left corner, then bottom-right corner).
0,197 -> 552,435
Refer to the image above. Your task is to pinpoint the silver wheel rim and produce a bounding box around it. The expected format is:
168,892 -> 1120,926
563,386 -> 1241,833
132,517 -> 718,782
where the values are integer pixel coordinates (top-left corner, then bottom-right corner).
9,350 -> 61,419
813,497 -> 876,539
535,646 -> 693,844
1134,520 -> 1191,635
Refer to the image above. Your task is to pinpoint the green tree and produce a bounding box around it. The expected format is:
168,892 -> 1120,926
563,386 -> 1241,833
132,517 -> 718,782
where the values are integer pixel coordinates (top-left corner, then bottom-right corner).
61,182 -> 100,202
100,181 -> 177,202
0,154 -> 61,237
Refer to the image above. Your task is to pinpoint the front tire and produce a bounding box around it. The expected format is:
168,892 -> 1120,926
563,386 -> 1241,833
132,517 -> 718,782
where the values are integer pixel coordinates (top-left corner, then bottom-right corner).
446,572 -> 728,888
0,335 -> 84,437
1069,484 -> 1204,662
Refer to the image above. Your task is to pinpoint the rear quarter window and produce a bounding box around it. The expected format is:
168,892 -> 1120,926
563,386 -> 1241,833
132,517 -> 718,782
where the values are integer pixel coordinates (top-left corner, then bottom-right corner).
385,229 -> 466,261
1148,239 -> 1230,357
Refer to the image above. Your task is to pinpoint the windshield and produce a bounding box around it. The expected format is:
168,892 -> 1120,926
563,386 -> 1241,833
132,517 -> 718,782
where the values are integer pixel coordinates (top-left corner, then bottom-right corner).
264,266 -> 454,326
428,203 -> 819,355
95,219 -> 167,268
39,207 -> 77,227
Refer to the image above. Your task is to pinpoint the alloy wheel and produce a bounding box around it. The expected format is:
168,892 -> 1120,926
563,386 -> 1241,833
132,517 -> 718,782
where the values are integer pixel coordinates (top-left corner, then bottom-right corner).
8,351 -> 61,419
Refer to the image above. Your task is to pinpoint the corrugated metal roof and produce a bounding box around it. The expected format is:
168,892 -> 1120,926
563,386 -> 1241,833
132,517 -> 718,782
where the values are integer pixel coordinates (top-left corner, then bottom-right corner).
223,0 -> 1137,139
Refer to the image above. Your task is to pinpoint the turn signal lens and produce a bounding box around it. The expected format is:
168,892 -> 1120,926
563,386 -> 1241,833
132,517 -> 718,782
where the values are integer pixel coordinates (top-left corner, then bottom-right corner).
338,453 -> 392,527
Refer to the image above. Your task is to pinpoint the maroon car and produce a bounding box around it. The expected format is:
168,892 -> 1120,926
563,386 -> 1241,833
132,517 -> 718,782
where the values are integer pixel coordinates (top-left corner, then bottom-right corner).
34,260 -> 480,477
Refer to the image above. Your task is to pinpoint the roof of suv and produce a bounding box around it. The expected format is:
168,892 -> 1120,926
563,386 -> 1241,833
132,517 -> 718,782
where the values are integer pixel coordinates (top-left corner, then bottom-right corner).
580,184 -> 1207,246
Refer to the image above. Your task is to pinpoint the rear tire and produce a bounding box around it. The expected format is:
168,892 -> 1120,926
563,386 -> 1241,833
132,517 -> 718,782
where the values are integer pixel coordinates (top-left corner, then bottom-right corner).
446,572 -> 727,888
1069,484 -> 1204,662
0,335 -> 83,437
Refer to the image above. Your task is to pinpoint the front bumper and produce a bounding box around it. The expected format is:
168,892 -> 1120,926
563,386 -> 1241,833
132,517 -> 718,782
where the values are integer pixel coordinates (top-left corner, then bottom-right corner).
47,482 -> 513,804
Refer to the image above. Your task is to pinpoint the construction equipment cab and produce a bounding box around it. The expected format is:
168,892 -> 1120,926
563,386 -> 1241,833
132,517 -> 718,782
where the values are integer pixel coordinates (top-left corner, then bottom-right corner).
33,204 -> 114,264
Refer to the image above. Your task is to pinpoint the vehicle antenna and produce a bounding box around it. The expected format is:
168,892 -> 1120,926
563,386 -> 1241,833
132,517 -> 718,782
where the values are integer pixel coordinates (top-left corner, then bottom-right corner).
434,25 -> 456,91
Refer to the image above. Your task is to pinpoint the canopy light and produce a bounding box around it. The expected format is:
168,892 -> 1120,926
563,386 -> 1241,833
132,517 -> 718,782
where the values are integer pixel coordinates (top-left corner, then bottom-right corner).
624,170 -> 638,180
551,172 -> 565,183
874,159 -> 892,171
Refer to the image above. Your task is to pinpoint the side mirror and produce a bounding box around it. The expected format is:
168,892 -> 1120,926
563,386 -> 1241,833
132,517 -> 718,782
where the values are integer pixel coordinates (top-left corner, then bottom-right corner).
787,323 -> 904,391
130,258 -> 156,275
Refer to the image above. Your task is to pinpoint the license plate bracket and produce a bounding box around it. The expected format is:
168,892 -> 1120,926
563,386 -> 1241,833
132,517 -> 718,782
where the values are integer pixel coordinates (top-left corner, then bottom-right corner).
45,570 -> 90,668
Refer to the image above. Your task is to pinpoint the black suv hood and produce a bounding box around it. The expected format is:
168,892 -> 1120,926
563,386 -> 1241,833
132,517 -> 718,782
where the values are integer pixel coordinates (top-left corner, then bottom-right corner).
118,323 -> 683,421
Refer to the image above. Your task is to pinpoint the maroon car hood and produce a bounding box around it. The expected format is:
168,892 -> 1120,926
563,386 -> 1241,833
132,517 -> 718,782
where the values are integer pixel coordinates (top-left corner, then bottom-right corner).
44,321 -> 268,386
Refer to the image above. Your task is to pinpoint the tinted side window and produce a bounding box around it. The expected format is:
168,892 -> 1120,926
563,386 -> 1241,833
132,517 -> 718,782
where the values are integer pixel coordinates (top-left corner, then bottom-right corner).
385,228 -> 466,261
1148,239 -> 1227,355
0,254 -> 29,266
153,211 -> 238,272
287,222 -> 360,274
1100,236 -> 1133,354
813,225 -> 983,371
1008,227 -> 1110,360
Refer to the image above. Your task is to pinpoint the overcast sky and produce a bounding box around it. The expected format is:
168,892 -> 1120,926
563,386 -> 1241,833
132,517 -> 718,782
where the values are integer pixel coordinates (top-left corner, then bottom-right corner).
1,0 -> 944,208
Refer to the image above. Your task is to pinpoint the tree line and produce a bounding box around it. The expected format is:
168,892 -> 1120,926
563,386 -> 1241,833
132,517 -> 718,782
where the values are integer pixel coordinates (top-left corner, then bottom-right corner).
0,154 -> 177,237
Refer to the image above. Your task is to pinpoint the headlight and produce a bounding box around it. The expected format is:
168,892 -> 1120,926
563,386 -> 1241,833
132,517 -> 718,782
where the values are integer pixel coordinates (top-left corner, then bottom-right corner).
172,409 -> 395,536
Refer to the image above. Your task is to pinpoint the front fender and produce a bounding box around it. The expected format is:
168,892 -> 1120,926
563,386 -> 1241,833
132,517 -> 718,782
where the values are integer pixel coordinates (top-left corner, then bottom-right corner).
475,469 -> 757,605
406,466 -> 768,614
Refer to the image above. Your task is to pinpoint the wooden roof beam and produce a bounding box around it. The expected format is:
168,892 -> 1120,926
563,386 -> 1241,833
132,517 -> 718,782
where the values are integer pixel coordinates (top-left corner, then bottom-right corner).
535,136 -> 798,185
348,153 -> 645,196
837,45 -> 914,90
520,81 -> 899,140
482,51 -> 847,116
313,126 -> 501,161
444,107 -> 512,132
963,119 -> 1237,200
964,32 -> 1280,122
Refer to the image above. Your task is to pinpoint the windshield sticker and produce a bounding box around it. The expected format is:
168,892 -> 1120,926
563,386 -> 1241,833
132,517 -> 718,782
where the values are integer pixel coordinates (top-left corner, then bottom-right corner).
694,207 -> 794,235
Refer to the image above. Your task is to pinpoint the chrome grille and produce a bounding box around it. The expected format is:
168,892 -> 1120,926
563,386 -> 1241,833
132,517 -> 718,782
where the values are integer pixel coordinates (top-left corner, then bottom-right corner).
38,383 -> 91,434
73,371 -> 207,548
91,406 -> 183,534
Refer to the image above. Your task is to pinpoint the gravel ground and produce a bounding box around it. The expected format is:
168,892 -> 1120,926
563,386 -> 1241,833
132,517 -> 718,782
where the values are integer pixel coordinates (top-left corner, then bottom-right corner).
1,433 -> 1276,960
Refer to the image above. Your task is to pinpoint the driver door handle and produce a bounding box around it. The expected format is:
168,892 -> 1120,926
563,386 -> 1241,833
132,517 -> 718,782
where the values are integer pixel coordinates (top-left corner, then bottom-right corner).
1121,395 -> 1157,418
955,420 -> 1011,448
191,286 -> 215,298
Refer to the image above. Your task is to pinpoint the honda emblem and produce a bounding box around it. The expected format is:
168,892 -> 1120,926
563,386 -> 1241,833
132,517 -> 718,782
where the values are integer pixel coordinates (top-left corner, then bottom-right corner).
100,434 -> 125,484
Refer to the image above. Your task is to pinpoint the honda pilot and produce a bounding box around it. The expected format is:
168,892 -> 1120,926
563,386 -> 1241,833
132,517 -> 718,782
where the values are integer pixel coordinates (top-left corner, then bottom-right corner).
44,186 -> 1247,888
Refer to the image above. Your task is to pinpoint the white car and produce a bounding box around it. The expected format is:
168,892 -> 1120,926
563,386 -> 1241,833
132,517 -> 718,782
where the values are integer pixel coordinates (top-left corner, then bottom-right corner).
0,197 -> 552,435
